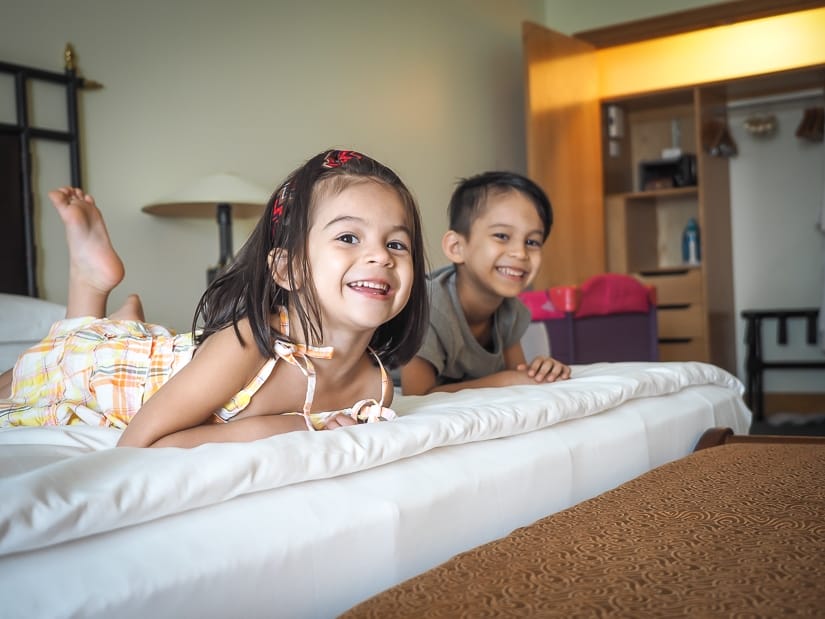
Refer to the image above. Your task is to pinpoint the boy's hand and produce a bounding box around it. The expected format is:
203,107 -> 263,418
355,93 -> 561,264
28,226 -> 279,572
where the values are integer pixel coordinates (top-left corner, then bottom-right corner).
517,356 -> 571,383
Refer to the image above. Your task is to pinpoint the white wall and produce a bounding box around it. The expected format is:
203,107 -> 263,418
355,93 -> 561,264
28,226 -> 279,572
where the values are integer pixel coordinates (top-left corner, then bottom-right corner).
6,1 -> 822,393
1,0 -> 544,331
728,97 -> 825,393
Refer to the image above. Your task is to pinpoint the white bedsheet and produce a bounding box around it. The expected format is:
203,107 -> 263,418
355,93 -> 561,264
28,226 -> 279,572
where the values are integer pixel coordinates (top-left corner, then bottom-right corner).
0,361 -> 750,618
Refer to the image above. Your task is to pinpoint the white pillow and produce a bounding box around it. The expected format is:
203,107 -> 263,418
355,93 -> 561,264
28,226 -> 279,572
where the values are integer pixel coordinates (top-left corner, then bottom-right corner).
0,293 -> 66,370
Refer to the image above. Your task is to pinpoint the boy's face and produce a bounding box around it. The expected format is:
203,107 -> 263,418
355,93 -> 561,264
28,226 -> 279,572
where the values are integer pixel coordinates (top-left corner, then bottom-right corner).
453,189 -> 545,299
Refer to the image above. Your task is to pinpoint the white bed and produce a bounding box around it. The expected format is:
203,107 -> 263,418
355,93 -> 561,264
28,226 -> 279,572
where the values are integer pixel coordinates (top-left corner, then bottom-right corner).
0,359 -> 750,618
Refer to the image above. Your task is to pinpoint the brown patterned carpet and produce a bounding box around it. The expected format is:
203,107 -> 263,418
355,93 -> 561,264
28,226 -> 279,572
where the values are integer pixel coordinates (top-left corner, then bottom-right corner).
343,443 -> 825,618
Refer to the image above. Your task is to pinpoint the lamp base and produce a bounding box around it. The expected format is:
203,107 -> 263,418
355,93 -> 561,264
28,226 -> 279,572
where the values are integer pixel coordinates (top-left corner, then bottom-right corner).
207,203 -> 233,285
206,265 -> 223,285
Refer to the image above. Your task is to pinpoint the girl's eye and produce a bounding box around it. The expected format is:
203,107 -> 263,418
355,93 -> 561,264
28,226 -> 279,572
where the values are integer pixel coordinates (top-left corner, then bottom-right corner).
387,240 -> 410,252
493,233 -> 508,241
337,233 -> 358,244
526,239 -> 542,248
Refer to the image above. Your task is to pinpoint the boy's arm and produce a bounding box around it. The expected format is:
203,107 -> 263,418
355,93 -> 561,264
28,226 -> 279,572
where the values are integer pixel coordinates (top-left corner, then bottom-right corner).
402,343 -> 572,396
400,356 -> 438,395
503,342 -> 528,369
401,353 -> 544,395
507,342 -> 571,383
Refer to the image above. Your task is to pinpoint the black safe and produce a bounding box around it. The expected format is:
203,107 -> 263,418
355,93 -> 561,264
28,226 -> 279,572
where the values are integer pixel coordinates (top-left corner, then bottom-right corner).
638,154 -> 697,191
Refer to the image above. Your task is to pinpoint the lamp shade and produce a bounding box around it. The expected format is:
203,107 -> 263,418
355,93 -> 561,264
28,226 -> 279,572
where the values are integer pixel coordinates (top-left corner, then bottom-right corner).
142,173 -> 271,218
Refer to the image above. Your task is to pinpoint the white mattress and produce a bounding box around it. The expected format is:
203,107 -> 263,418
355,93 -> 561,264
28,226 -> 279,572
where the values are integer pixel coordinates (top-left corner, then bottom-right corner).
0,361 -> 751,618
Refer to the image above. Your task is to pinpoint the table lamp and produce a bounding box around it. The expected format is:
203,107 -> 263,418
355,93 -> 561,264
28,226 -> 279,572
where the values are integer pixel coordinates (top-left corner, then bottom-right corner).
143,173 -> 270,283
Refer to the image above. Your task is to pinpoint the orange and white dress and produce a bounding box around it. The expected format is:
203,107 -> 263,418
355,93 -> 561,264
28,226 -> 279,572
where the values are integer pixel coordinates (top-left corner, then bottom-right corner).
0,311 -> 395,431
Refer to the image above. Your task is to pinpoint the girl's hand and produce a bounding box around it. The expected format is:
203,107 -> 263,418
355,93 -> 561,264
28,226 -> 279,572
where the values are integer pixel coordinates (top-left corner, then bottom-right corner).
322,412 -> 358,430
517,356 -> 571,383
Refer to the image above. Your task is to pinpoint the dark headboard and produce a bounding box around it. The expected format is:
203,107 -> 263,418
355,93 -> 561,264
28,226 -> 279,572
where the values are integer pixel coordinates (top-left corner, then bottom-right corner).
0,44 -> 100,297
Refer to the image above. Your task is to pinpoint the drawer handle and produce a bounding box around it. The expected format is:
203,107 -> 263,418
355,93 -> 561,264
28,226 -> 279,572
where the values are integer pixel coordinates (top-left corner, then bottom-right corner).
659,337 -> 693,343
658,303 -> 691,310
638,268 -> 690,277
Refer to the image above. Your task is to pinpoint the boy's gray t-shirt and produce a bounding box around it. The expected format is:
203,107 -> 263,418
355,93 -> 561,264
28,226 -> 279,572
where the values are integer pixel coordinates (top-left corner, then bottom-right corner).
418,265 -> 531,386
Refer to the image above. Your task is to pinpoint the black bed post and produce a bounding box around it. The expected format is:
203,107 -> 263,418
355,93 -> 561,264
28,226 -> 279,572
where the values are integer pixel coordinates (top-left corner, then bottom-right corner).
0,44 -> 100,297
65,44 -> 83,189
14,70 -> 37,298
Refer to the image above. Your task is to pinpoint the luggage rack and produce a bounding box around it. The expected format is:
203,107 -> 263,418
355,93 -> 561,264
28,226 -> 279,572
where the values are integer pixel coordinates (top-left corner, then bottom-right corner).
741,308 -> 825,421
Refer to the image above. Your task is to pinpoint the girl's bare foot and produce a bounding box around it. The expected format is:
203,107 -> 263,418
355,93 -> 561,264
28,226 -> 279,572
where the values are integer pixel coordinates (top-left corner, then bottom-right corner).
49,187 -> 125,318
109,294 -> 146,322
0,368 -> 12,399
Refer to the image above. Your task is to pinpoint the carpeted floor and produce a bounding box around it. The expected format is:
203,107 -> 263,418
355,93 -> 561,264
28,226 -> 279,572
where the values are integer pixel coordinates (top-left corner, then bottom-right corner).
750,413 -> 825,436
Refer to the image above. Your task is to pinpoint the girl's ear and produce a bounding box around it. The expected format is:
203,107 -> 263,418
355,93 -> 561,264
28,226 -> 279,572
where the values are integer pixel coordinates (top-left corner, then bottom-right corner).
268,248 -> 299,290
442,230 -> 466,265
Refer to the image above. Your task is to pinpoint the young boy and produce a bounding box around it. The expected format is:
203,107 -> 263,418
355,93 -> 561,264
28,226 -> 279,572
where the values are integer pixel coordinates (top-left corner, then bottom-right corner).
401,171 -> 571,395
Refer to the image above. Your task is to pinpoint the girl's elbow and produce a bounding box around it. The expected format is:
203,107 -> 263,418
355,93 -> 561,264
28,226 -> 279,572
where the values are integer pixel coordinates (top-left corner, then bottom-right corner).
116,435 -> 147,448
116,425 -> 157,448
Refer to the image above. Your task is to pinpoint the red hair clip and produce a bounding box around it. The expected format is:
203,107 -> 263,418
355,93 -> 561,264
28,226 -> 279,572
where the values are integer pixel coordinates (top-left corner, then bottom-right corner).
271,183 -> 290,238
322,149 -> 363,169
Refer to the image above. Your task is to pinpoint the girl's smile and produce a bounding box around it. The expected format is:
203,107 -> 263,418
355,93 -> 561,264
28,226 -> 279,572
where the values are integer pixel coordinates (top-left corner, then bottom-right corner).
347,279 -> 392,296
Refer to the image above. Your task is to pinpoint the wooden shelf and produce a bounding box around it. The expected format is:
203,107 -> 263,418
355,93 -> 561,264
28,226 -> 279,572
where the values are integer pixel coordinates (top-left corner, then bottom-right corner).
601,88 -> 719,364
609,186 -> 698,201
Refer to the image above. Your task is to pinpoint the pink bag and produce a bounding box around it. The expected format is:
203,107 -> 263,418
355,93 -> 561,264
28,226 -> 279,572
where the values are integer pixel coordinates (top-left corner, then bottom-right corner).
519,286 -> 578,320
575,274 -> 656,318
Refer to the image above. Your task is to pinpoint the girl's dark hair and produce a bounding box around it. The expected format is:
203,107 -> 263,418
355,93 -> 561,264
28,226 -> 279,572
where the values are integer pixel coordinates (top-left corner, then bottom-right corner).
448,171 -> 553,240
192,149 -> 429,369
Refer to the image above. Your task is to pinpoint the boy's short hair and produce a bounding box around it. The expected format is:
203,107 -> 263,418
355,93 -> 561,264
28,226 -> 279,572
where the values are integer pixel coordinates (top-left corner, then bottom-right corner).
448,171 -> 553,240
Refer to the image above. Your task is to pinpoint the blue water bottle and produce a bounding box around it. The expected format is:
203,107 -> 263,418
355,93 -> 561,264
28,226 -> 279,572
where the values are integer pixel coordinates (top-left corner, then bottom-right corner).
682,218 -> 700,265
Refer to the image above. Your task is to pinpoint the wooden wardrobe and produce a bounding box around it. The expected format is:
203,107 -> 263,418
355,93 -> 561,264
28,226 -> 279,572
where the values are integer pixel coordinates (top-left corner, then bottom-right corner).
523,6 -> 825,372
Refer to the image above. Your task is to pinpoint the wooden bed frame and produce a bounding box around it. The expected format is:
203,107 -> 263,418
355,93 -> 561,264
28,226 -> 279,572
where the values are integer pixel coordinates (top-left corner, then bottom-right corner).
344,429 -> 825,617
695,425 -> 825,449
0,47 -> 98,297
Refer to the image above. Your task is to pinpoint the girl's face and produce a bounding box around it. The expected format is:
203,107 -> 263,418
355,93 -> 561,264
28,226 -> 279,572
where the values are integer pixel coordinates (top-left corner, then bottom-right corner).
306,180 -> 415,337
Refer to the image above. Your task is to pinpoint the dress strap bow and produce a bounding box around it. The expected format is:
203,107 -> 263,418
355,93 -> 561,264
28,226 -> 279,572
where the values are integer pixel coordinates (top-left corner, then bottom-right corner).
273,307 -> 396,431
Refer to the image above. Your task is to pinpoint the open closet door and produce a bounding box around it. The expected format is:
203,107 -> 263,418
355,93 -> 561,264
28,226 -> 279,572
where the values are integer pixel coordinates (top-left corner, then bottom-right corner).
695,85 -> 736,373
523,22 -> 604,289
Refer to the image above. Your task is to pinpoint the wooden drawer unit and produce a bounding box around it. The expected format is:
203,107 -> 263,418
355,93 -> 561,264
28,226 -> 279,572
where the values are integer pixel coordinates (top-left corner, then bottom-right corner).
658,337 -> 708,362
658,304 -> 706,338
634,268 -> 709,362
634,268 -> 703,305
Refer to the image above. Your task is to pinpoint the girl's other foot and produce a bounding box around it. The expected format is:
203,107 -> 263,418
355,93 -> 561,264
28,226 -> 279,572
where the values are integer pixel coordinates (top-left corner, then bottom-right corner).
109,294 -> 146,322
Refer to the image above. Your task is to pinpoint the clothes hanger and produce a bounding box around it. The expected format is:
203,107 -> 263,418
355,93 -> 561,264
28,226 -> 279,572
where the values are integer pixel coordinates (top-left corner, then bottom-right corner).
702,118 -> 738,157
796,106 -> 824,142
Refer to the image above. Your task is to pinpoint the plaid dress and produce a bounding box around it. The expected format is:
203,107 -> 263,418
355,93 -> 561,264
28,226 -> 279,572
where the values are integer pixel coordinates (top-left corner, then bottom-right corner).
0,317 -> 196,429
0,312 -> 396,431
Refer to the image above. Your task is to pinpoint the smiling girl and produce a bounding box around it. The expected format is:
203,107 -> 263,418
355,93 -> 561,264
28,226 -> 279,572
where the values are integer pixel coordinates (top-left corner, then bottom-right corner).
0,150 -> 429,447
